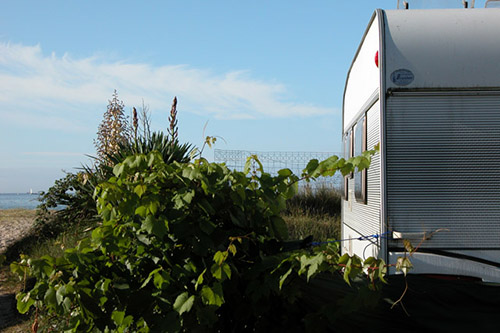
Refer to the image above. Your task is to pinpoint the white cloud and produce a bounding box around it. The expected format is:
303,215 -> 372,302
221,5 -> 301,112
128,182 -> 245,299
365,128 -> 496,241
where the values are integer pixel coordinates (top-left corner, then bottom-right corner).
3,110 -> 89,133
0,42 -> 336,127
21,152 -> 84,157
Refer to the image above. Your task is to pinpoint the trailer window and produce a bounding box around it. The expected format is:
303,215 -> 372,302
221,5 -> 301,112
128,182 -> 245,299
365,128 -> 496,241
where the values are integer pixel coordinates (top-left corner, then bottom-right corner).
342,130 -> 352,200
348,129 -> 354,179
354,115 -> 367,203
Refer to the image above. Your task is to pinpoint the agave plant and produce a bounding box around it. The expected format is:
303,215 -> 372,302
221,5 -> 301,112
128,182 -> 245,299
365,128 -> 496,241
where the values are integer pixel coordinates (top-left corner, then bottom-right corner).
108,133 -> 192,164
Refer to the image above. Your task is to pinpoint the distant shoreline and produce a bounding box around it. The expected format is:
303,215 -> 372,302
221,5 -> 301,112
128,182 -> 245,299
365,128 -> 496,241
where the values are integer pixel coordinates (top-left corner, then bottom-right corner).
0,193 -> 41,210
0,193 -> 41,195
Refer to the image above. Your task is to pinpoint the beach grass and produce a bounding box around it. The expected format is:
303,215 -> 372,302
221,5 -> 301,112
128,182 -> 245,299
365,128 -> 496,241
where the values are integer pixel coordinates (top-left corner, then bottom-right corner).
283,186 -> 341,241
27,221 -> 95,260
284,211 -> 340,241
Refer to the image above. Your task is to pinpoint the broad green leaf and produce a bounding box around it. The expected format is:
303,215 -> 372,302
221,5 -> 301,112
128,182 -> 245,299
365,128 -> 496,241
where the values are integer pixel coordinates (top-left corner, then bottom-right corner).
284,181 -> 298,199
243,156 -> 252,174
278,168 -> 293,177
306,255 -> 323,281
340,255 -> 362,286
10,261 -> 28,278
130,154 -> 144,169
122,315 -> 134,329
136,233 -> 151,245
113,163 -> 125,177
195,268 -> 206,290
363,257 -> 387,284
16,292 -> 35,314
255,156 -> 264,172
153,271 -> 165,289
62,297 -> 72,313
228,244 -> 237,256
303,159 -> 319,176
147,152 -> 157,167
99,296 -> 108,306
211,262 -> 231,281
44,287 -> 57,307
357,157 -> 371,171
148,201 -> 159,215
140,268 -> 161,289
56,285 -> 66,305
213,251 -> 228,266
298,254 -> 324,282
343,258 -> 353,285
396,257 -> 413,276
201,284 -> 224,307
378,259 -> 388,284
173,292 -> 195,315
279,268 -> 293,290
338,253 -> 350,265
112,310 -> 125,325
142,215 -> 167,238
221,263 -> 231,280
403,239 -> 415,254
134,184 -> 147,198
211,264 -> 222,280
340,161 -> 353,177
113,282 -> 130,290
317,155 -> 340,177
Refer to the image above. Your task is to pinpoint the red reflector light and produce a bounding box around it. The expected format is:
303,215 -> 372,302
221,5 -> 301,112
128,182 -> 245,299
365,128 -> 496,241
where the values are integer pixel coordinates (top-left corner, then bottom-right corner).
375,51 -> 379,67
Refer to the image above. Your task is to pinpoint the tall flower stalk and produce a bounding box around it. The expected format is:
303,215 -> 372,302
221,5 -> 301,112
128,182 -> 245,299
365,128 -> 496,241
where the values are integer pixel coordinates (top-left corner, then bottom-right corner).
168,96 -> 178,142
94,90 -> 130,165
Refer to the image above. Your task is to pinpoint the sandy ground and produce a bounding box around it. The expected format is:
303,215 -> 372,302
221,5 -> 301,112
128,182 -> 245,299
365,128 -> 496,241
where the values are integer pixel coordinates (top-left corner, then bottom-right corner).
0,210 -> 37,331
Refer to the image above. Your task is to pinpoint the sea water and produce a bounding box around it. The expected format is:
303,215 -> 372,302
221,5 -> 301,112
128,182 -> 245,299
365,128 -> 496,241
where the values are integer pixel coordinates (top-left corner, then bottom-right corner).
0,193 -> 41,210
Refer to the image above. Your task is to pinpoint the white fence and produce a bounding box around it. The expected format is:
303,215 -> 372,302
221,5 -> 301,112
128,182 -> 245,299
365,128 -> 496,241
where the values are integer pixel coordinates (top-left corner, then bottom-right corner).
213,149 -> 343,191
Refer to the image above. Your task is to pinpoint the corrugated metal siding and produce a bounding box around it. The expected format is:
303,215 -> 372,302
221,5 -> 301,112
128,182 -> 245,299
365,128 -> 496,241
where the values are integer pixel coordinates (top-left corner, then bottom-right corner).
342,101 -> 381,237
386,92 -> 500,249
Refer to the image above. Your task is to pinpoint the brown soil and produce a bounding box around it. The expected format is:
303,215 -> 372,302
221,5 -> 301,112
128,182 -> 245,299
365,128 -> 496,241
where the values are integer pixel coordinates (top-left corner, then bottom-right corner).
0,210 -> 36,332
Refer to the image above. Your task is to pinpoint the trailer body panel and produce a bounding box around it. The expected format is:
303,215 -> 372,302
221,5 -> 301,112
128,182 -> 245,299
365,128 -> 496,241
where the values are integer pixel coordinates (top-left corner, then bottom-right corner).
384,9 -> 500,90
341,7 -> 500,281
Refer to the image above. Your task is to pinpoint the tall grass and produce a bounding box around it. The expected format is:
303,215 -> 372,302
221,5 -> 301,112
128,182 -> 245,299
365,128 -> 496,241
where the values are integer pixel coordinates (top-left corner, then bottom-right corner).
283,185 -> 341,241
285,185 -> 341,217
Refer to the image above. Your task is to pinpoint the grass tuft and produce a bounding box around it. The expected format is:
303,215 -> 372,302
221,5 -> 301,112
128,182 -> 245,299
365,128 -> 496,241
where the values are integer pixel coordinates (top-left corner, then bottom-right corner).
284,186 -> 341,241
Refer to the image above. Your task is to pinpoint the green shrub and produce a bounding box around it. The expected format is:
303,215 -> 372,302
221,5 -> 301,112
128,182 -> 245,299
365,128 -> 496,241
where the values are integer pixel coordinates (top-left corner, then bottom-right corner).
15,153 -> 299,331
12,148 -> 385,332
35,171 -> 101,239
35,94 -> 192,242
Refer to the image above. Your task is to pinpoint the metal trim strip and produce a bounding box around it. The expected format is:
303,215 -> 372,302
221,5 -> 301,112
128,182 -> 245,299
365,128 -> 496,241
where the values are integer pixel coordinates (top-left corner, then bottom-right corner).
377,8 -> 388,263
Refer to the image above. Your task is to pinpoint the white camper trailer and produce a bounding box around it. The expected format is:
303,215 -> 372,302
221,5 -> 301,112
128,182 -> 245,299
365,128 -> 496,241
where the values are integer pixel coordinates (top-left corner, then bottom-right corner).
341,7 -> 500,282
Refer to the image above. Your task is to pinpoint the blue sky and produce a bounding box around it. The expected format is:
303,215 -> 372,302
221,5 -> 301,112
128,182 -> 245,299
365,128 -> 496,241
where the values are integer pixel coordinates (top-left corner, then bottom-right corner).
0,0 -> 480,193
